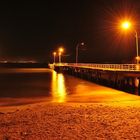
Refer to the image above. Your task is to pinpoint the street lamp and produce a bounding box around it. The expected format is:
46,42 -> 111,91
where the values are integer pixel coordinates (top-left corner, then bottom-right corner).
134,30 -> 139,64
121,21 -> 131,29
53,52 -> 56,64
58,47 -> 64,63
76,42 -> 84,64
121,20 -> 139,64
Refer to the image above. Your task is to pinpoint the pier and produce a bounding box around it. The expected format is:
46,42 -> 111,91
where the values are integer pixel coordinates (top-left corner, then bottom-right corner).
49,63 -> 140,93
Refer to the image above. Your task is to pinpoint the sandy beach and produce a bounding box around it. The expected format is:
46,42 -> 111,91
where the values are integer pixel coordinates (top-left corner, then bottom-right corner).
1,100 -> 140,140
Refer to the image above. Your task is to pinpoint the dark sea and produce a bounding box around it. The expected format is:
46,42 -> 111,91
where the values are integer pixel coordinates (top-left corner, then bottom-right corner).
0,68 -> 136,106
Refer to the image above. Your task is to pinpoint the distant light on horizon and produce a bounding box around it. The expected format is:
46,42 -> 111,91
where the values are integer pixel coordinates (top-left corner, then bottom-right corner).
0,60 -> 37,63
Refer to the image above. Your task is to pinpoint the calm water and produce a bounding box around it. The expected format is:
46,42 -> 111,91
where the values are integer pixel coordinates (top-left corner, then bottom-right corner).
0,68 -> 138,106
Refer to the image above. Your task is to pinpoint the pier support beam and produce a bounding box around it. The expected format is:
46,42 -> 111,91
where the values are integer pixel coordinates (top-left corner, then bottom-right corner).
134,77 -> 139,88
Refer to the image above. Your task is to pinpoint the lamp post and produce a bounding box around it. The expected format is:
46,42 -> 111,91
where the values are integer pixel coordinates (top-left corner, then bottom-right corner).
58,47 -> 64,64
135,30 -> 139,64
53,52 -> 56,64
121,21 -> 139,64
59,52 -> 61,63
76,42 -> 84,64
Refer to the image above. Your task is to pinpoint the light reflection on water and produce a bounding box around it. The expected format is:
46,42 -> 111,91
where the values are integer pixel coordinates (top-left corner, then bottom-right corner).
52,71 -> 67,102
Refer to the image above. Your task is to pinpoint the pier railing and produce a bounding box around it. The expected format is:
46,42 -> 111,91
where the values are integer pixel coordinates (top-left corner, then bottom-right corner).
51,63 -> 140,72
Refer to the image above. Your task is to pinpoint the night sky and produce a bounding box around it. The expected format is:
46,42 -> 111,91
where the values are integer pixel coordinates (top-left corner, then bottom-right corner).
0,0 -> 140,63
